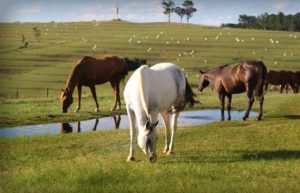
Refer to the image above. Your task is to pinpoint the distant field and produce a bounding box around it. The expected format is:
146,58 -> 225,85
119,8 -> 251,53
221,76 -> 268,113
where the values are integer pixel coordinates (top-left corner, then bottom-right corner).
0,21 -> 299,99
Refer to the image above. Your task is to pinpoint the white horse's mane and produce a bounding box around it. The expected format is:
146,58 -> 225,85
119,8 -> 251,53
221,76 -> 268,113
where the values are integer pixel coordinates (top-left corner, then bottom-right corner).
138,65 -> 149,116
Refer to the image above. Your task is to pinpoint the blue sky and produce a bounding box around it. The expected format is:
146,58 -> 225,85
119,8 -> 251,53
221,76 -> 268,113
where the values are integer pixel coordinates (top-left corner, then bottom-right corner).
1,0 -> 300,26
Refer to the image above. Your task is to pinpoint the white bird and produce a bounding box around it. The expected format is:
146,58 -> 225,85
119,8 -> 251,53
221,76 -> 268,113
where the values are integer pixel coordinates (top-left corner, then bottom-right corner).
147,47 -> 152,52
128,38 -> 132,43
215,35 -> 219,40
269,38 -> 274,43
156,34 -> 160,39
235,37 -> 240,42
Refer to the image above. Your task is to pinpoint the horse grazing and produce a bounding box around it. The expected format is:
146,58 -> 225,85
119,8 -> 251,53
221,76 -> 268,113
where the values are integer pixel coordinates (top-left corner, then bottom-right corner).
198,60 -> 267,121
124,63 -> 197,163
265,70 -> 297,93
61,55 -> 146,113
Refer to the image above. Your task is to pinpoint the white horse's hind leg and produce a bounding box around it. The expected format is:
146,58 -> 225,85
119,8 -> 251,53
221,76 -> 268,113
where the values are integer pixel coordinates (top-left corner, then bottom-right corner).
126,105 -> 136,161
160,112 -> 171,153
168,112 -> 179,155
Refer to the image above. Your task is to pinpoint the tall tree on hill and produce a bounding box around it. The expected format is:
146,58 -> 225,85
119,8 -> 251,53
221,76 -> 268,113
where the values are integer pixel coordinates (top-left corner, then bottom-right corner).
175,6 -> 185,23
162,0 -> 175,23
182,0 -> 197,23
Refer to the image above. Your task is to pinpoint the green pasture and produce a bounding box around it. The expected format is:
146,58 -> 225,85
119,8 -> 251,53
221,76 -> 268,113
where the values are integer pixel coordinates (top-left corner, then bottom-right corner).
0,92 -> 299,193
0,21 -> 300,193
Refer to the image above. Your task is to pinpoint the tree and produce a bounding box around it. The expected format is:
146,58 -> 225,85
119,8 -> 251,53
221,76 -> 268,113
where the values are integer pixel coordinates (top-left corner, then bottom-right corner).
182,0 -> 197,23
175,6 -> 185,23
162,0 -> 175,23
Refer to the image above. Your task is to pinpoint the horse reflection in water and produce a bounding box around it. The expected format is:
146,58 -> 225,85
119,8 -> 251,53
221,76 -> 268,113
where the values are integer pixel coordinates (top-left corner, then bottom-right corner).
60,115 -> 121,133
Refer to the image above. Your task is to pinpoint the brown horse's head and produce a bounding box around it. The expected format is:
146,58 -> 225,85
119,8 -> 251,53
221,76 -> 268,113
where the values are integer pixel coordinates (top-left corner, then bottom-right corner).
198,70 -> 210,92
60,88 -> 73,113
124,57 -> 147,71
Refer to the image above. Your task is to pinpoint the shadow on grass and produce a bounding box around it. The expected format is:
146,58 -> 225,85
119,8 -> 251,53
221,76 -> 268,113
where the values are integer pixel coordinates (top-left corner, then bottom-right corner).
241,150 -> 300,160
284,115 -> 300,119
161,150 -> 300,164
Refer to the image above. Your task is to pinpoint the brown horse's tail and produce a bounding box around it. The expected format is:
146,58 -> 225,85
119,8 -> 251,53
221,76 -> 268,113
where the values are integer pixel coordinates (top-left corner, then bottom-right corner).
185,77 -> 199,107
255,61 -> 267,98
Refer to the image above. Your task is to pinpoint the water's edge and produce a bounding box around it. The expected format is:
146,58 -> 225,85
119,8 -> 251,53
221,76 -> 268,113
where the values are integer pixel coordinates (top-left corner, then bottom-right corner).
0,110 -> 258,137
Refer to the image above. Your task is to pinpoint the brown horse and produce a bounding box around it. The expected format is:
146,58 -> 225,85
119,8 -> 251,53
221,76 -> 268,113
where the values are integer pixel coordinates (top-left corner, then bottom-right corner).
265,70 -> 297,93
61,55 -> 146,113
198,60 -> 267,121
286,71 -> 300,93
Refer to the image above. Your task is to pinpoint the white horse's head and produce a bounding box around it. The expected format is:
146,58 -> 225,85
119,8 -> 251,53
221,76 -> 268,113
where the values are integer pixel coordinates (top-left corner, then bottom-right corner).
137,120 -> 159,163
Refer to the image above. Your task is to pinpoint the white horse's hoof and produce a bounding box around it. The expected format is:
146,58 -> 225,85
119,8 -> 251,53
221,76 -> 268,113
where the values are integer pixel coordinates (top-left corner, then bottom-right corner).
127,157 -> 135,162
163,148 -> 169,154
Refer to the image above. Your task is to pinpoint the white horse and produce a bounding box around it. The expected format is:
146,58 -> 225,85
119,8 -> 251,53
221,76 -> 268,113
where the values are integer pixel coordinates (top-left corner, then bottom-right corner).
124,63 -> 197,163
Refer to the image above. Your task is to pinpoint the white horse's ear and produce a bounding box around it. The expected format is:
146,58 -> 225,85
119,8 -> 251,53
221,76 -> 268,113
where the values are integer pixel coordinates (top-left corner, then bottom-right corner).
146,120 -> 150,129
153,120 -> 159,128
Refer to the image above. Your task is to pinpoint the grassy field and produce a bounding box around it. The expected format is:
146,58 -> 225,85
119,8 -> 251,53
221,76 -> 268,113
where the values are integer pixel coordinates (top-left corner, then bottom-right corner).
0,21 -> 300,192
0,93 -> 299,193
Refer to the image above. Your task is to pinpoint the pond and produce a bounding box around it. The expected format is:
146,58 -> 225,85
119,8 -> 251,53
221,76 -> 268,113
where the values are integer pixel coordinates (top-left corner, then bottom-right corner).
0,110 -> 258,137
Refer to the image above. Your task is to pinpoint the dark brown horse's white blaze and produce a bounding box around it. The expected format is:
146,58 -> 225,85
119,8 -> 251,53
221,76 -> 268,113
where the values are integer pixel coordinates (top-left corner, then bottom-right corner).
198,60 -> 267,121
61,55 -> 146,113
265,70 -> 297,93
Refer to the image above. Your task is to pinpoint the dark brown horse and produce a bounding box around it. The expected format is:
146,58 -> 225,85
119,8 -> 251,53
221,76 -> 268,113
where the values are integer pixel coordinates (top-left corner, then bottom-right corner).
286,70 -> 300,93
61,55 -> 146,113
265,70 -> 297,93
198,60 -> 267,121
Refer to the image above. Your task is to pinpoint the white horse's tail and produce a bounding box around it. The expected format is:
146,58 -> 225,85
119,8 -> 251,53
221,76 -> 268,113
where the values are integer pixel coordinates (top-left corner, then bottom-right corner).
138,65 -> 149,115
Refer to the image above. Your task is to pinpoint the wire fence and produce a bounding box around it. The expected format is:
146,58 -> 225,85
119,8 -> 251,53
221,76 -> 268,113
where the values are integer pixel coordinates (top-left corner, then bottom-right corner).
0,87 -> 62,99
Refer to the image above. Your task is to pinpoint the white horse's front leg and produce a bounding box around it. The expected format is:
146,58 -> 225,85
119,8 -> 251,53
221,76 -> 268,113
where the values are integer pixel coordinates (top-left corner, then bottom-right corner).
160,112 -> 170,153
168,112 -> 179,155
126,106 -> 136,161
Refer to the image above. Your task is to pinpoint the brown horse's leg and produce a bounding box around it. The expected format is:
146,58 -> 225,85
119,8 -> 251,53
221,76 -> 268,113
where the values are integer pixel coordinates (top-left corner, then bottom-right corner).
90,85 -> 99,112
110,81 -> 118,111
264,83 -> 269,93
257,96 -> 264,120
115,82 -> 121,110
219,94 -> 225,121
243,86 -> 255,120
227,94 -> 232,121
280,84 -> 284,93
75,84 -> 82,113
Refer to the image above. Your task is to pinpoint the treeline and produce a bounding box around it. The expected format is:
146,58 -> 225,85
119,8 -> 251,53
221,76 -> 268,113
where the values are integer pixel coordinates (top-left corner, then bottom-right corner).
222,12 -> 300,32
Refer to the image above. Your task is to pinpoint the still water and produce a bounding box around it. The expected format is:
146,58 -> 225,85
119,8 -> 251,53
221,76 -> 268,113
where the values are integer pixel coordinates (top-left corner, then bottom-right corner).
0,110 -> 258,137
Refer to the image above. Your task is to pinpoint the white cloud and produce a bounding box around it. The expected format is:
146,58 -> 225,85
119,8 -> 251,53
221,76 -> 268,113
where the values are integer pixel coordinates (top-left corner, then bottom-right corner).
274,1 -> 291,11
18,2 -> 43,14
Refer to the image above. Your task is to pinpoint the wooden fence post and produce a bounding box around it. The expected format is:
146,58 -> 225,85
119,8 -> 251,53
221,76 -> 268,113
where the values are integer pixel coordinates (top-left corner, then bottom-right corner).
45,88 -> 49,98
16,88 -> 19,98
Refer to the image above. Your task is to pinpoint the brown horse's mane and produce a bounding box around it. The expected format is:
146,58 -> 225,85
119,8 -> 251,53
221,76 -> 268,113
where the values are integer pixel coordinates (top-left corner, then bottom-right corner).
65,61 -> 80,94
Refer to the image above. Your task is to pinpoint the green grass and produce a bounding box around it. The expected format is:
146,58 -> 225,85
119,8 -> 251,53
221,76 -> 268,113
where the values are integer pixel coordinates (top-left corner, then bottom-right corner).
0,21 -> 300,193
0,94 -> 299,193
